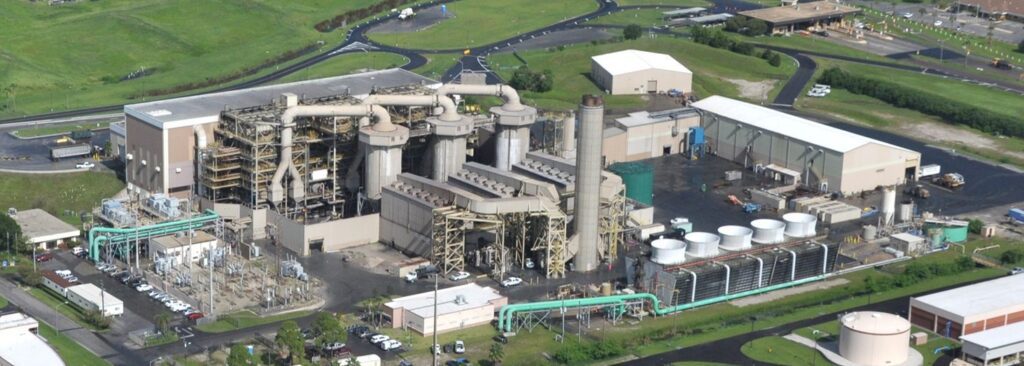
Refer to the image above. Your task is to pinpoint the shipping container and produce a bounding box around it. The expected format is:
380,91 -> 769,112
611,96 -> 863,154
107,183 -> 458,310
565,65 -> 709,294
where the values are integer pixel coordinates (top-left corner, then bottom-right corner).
50,144 -> 92,160
919,164 -> 941,178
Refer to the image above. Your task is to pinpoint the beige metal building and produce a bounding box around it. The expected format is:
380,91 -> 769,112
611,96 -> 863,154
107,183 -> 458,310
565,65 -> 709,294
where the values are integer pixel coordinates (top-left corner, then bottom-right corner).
591,50 -> 693,95
603,108 -> 701,164
838,311 -> 911,366
11,209 -> 80,250
691,96 -> 921,194
739,0 -> 860,34
384,283 -> 507,336
149,230 -> 218,266
960,321 -> 1024,366
910,274 -> 1024,339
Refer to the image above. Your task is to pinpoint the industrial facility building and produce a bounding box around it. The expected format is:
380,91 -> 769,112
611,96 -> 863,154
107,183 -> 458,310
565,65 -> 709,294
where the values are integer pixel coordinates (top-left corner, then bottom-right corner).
956,0 -> 1024,22
738,0 -> 860,34
603,108 -> 701,164
692,96 -> 921,195
838,311 -> 912,366
109,121 -> 126,162
384,283 -> 507,336
590,50 -> 693,95
960,321 -> 1024,366
909,274 -> 1024,338
66,283 -> 123,317
0,313 -> 64,366
40,270 -> 76,297
10,209 -> 79,250
149,230 -> 218,266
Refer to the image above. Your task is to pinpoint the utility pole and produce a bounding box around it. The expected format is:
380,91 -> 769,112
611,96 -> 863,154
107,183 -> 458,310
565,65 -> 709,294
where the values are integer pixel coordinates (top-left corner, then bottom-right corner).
432,271 -> 439,366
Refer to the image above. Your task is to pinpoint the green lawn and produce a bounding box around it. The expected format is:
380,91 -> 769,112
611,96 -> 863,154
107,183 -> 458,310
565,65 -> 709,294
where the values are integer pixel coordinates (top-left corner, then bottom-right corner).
410,53 -> 463,81
195,309 -> 313,333
488,37 -> 796,110
911,326 -> 959,366
368,0 -> 598,50
589,9 -> 669,27
38,322 -> 109,366
12,121 -> 113,139
0,294 -> 7,308
746,33 -> 893,62
0,172 -> 124,227
145,332 -> 180,347
615,0 -> 710,6
274,52 -> 410,84
742,336 -> 836,366
0,0 -> 388,117
29,287 -> 105,331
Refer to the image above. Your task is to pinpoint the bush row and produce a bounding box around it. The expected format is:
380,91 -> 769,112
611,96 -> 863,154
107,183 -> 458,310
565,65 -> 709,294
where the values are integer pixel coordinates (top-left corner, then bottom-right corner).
818,67 -> 1024,138
692,27 -> 780,67
314,0 -> 422,33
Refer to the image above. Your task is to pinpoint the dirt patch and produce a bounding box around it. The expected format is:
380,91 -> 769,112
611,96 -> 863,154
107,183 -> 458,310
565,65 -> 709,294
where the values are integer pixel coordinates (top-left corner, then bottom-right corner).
725,78 -> 776,102
730,278 -> 849,307
897,120 -> 1024,160
366,6 -> 451,34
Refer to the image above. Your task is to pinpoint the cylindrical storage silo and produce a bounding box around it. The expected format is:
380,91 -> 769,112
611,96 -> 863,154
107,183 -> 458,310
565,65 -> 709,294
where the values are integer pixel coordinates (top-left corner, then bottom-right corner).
609,162 -> 654,206
880,188 -> 897,225
783,213 -> 817,238
863,225 -> 877,241
684,232 -> 720,258
898,200 -> 914,222
717,225 -> 752,251
650,238 -> 687,265
928,228 -> 944,249
839,311 -> 911,366
750,219 -> 785,244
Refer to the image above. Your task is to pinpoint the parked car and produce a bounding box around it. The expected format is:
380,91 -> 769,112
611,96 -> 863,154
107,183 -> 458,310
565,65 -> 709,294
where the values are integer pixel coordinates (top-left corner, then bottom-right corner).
71,246 -> 85,256
525,257 -> 535,269
501,276 -> 523,287
186,312 -> 205,321
454,340 -> 466,354
1011,267 -> 1024,275
448,271 -> 471,281
347,325 -> 369,335
323,342 -> 345,352
902,12 -> 913,18
446,358 -> 471,366
369,334 -> 391,344
136,283 -> 153,292
379,339 -> 402,351
75,161 -> 95,169
933,20 -> 943,26
34,253 -> 53,262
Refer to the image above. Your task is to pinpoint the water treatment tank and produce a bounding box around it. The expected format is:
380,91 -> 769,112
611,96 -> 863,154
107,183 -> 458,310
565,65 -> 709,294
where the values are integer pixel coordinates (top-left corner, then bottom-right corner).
839,311 -> 911,366
881,187 -> 897,226
863,225 -> 878,241
650,238 -> 687,265
750,219 -> 785,244
899,200 -> 914,222
783,213 -> 817,238
609,162 -> 654,205
684,232 -> 720,258
717,225 -> 752,251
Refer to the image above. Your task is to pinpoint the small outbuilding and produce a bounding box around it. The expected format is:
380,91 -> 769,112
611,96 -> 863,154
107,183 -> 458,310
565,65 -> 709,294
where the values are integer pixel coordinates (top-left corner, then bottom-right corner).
385,283 -> 507,336
890,233 -> 927,256
40,270 -> 76,297
603,107 -> 701,164
591,50 -> 692,95
66,283 -> 123,317
149,230 -> 218,267
10,209 -> 79,250
960,321 -> 1024,366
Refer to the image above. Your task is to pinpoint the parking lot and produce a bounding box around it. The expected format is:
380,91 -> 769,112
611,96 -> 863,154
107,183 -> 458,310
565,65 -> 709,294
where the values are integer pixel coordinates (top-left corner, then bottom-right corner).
0,124 -> 112,172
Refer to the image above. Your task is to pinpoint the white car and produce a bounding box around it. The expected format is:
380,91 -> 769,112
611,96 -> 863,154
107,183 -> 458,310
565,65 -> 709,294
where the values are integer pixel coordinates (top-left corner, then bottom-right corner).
135,283 -> 153,292
501,276 -> 523,287
902,12 -> 913,19
369,334 -> 391,344
454,340 -> 466,354
448,271 -> 471,281
934,20 -> 943,26
379,339 -> 402,351
1011,267 -> 1024,275
75,162 -> 95,169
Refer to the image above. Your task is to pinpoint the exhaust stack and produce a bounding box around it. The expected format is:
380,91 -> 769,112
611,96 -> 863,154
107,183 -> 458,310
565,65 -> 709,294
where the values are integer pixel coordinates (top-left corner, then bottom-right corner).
574,95 -> 604,272
435,84 -> 536,171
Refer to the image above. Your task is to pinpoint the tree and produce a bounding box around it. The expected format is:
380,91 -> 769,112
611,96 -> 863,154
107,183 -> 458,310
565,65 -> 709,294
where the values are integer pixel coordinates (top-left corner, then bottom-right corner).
509,66 -> 539,92
769,53 -> 782,67
16,265 -> 40,287
489,343 -> 505,365
967,218 -> 984,234
154,312 -> 172,335
228,343 -> 254,366
623,24 -> 643,40
0,213 -> 27,254
1000,249 -> 1024,265
275,321 -> 305,363
313,312 -> 343,348
745,19 -> 768,36
1018,39 -> 1024,53
83,309 -> 110,329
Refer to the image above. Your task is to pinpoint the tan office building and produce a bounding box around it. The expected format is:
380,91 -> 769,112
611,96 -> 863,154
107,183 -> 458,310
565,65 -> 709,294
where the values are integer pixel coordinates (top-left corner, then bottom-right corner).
591,50 -> 693,95
603,108 -> 701,164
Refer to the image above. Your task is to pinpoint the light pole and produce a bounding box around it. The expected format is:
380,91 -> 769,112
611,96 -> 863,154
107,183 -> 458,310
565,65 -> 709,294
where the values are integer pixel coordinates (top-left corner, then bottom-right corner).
55,300 -> 69,334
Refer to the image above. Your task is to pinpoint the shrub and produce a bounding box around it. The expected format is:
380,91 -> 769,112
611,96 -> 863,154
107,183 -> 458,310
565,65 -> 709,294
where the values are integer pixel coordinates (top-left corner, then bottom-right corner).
83,309 -> 111,329
509,66 -> 554,93
1001,249 -> 1024,265
769,53 -> 782,67
968,219 -> 984,234
623,24 -> 643,40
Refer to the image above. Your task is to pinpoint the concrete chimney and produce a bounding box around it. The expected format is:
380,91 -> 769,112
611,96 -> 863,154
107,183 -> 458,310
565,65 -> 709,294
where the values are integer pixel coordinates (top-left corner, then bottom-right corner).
561,111 -> 576,158
574,95 -> 604,272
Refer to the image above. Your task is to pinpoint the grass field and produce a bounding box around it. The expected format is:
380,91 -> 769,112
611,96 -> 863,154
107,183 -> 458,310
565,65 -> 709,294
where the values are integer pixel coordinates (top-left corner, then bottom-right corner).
12,121 -> 113,139
29,287 -> 104,331
742,336 -> 835,366
616,0 -> 710,5
0,294 -> 7,309
38,322 -> 109,366
368,0 -> 598,50
0,172 -> 124,227
0,0 -> 389,117
196,309 -> 313,333
410,53 -> 463,81
488,37 -> 796,110
273,52 -> 410,84
746,34 -> 893,62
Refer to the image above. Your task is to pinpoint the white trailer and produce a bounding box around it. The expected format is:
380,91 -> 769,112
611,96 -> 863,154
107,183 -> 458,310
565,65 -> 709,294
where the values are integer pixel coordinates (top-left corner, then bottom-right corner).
919,164 -> 941,178
398,8 -> 415,20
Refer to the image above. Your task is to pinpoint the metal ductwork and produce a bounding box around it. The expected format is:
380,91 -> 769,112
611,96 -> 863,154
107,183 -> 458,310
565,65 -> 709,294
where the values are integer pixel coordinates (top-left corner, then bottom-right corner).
435,83 -> 536,171
436,84 -> 524,111
574,95 -> 604,272
364,93 -> 471,182
362,94 -> 460,122
270,100 -> 393,205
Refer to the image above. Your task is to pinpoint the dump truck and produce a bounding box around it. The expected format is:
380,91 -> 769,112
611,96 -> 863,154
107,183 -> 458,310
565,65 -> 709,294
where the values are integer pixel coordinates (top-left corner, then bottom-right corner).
933,172 -> 965,189
70,130 -> 93,140
50,144 -> 92,161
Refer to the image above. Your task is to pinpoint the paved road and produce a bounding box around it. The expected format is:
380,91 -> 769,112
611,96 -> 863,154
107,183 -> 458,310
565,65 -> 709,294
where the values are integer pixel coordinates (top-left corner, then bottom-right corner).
771,50 -> 817,106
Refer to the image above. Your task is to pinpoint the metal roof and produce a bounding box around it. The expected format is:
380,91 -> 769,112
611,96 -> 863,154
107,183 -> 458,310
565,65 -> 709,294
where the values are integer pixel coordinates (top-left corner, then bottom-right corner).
840,311 -> 910,335
890,232 -> 924,243
124,69 -> 440,129
152,230 -> 217,249
691,95 -> 915,154
739,1 -> 860,26
913,275 -> 1024,319
385,283 -> 504,318
67,283 -> 123,307
10,209 -> 79,244
663,7 -> 706,16
616,108 -> 698,128
0,314 -> 64,366
672,13 -> 734,25
592,50 -> 692,76
961,321 -> 1024,349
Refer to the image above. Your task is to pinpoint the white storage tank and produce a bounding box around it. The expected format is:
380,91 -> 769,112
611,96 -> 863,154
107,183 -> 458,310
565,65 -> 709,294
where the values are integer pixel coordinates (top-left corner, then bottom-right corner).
839,311 -> 911,366
783,213 -> 817,238
684,232 -> 720,258
750,219 -> 785,244
650,237 -> 687,265
717,225 -> 752,251
881,187 -> 897,225
898,200 -> 914,222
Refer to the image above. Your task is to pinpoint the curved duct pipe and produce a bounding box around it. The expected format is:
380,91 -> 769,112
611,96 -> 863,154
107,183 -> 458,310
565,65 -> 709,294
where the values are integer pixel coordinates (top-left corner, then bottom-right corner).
193,125 -> 208,149
194,125 -> 208,196
362,94 -> 460,122
270,104 -> 391,204
436,84 -> 524,111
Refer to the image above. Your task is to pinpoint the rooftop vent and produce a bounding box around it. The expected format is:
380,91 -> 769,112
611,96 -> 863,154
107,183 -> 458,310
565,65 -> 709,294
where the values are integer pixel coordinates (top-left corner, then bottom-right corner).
147,109 -> 172,117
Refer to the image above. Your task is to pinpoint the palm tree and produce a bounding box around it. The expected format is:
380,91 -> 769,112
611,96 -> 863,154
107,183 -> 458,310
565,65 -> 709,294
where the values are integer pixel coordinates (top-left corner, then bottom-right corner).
489,343 -> 505,366
154,312 -> 171,335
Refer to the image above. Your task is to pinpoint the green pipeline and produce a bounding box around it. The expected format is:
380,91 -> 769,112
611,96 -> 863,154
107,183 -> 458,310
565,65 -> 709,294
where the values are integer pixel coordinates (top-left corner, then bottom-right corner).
498,275 -> 826,332
88,210 -> 220,262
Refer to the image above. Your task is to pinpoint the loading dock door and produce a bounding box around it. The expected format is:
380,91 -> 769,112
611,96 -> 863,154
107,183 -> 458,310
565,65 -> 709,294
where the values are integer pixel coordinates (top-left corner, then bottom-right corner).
309,239 -> 324,253
647,80 -> 658,93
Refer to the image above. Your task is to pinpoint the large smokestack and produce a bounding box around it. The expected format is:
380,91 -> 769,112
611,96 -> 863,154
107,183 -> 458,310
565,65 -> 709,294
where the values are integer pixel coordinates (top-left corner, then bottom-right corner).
574,95 -> 603,272
561,111 -> 576,158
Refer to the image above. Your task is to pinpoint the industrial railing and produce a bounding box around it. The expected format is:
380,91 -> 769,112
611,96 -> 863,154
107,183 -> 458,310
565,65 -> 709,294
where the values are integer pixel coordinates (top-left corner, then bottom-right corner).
88,210 -> 221,262
497,274 -> 826,333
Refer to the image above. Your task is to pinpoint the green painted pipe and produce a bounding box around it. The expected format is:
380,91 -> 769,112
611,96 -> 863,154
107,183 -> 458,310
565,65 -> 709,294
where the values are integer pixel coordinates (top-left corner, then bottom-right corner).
88,210 -> 220,262
498,275 -> 825,332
